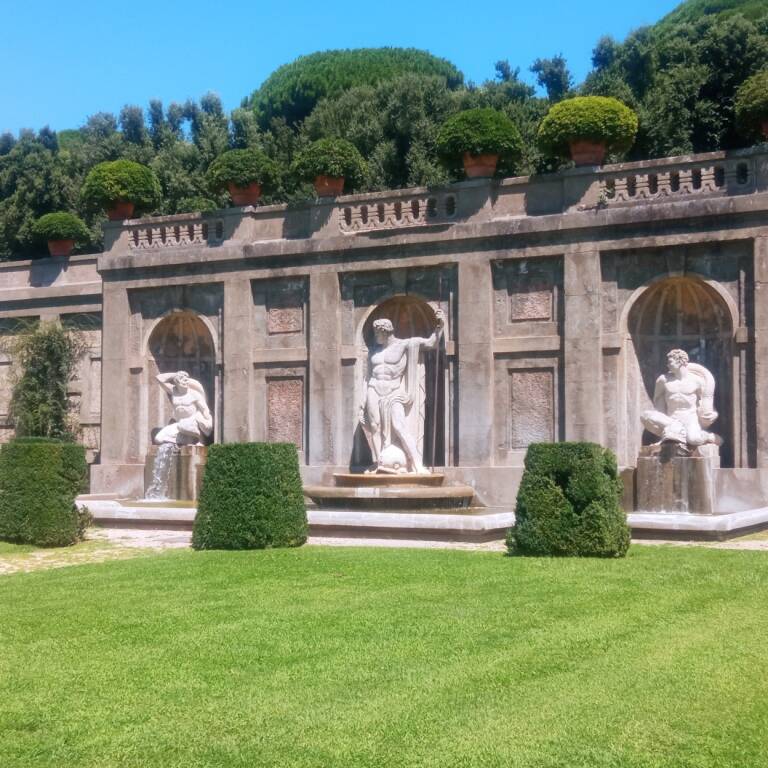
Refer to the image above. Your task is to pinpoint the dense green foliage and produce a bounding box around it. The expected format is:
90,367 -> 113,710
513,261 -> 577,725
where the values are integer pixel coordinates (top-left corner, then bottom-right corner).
206,148 -> 279,191
175,195 -> 219,214
436,108 -> 524,166
735,69 -> 768,139
5,321 -> 87,441
192,443 -> 307,550
2,545 -> 768,765
537,96 -> 639,158
247,48 -> 464,128
291,138 -> 368,189
80,159 -> 161,213
31,212 -> 90,243
2,4 -> 768,260
509,442 -> 630,557
0,438 -> 88,546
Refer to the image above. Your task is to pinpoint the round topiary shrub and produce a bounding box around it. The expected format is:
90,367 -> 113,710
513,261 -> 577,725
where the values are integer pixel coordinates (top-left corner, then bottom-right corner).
207,149 -> 279,206
80,160 -> 161,219
537,96 -> 638,165
292,138 -> 368,196
32,212 -> 90,243
31,212 -> 90,256
436,108 -> 523,177
175,196 -> 219,214
192,443 -> 307,550
735,70 -> 768,141
507,442 -> 630,558
0,438 -> 89,547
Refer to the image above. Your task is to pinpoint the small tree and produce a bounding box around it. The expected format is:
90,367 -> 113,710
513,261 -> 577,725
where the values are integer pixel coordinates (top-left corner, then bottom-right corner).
6,321 -> 87,441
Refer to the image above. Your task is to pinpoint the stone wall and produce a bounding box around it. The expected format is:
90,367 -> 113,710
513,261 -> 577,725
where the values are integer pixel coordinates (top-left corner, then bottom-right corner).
4,146 -> 768,506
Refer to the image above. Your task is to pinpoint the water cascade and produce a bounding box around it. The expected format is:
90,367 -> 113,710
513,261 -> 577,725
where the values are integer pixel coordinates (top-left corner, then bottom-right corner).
145,443 -> 176,501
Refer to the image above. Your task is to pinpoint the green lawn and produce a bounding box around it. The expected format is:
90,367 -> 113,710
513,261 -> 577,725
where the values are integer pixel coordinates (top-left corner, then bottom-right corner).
1,545 -> 767,767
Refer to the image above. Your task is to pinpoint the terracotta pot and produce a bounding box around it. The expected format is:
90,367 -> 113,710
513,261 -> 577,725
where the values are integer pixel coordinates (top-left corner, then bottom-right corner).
227,182 -> 262,206
462,152 -> 498,178
569,140 -> 607,166
314,175 -> 345,197
47,239 -> 75,257
761,120 -> 768,139
106,200 -> 135,221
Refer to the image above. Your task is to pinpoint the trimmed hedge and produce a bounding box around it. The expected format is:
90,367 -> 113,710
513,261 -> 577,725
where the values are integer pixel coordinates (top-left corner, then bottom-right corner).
735,69 -> 768,140
192,443 -> 307,550
32,212 -> 90,243
508,442 -> 630,558
291,138 -> 368,189
80,160 -> 161,213
206,149 -> 279,192
0,438 -> 89,547
537,96 -> 638,159
436,108 -> 523,164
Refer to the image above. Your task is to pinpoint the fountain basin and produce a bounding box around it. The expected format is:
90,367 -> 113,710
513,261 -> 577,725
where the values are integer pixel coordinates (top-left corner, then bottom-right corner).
144,445 -> 207,501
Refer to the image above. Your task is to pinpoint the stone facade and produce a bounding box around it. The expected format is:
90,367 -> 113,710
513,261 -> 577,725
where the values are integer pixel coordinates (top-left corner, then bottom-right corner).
3,147 -> 768,509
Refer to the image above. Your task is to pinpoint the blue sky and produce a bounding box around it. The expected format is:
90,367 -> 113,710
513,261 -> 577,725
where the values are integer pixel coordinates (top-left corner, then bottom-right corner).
1,0 -> 682,135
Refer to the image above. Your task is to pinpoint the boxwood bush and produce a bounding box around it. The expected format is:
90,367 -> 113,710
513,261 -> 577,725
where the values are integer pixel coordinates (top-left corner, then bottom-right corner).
537,96 -> 638,159
436,108 -> 523,164
206,149 -> 279,192
31,212 -> 90,243
291,138 -> 368,189
80,160 -> 161,213
0,438 -> 89,547
735,69 -> 768,140
508,442 -> 630,558
192,443 -> 307,550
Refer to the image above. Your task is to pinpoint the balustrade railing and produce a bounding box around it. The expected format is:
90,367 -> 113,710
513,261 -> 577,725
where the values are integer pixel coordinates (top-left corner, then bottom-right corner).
599,155 -> 754,205
338,191 -> 457,234
127,215 -> 224,251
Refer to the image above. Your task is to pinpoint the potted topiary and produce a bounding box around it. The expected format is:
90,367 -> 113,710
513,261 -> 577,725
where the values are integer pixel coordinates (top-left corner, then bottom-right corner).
207,148 -> 279,206
291,138 -> 368,197
31,212 -> 90,257
80,160 -> 161,220
436,108 -> 523,178
537,96 -> 638,166
735,70 -> 768,142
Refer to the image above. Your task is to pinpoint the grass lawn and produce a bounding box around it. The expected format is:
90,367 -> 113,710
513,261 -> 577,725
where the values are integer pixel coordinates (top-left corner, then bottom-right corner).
1,545 -> 767,767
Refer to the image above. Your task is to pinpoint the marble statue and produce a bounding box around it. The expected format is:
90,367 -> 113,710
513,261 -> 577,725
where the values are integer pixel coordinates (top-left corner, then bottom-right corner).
641,349 -> 720,450
154,371 -> 213,446
359,310 -> 445,474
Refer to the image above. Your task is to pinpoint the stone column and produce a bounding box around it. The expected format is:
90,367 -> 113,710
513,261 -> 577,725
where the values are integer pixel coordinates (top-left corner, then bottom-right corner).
755,236 -> 768,467
457,261 -> 494,465
308,272 -> 342,465
222,278 -> 253,444
563,248 -> 604,444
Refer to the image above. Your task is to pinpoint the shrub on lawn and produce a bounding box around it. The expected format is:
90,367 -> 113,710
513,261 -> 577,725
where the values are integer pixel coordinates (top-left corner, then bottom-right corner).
0,438 -> 90,547
508,442 -> 630,558
192,443 -> 307,550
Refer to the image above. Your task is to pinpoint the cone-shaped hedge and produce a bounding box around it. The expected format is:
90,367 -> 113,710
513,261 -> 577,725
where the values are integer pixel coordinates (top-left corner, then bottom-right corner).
0,438 -> 89,547
192,443 -> 307,550
508,442 -> 630,558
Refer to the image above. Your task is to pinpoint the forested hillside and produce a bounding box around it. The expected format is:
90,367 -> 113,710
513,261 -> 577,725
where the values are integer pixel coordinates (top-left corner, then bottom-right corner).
1,0 -> 766,261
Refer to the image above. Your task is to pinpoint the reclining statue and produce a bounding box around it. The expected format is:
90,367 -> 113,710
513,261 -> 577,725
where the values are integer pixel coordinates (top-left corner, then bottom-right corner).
154,370 -> 213,446
641,349 -> 720,451
359,310 -> 444,474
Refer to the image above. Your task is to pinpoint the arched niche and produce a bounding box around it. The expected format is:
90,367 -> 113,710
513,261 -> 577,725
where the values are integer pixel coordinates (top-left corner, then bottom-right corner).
624,276 -> 735,466
146,311 -> 217,444
352,295 -> 446,470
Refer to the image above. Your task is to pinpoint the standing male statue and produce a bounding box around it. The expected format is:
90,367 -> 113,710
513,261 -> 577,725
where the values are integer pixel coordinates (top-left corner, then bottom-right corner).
641,349 -> 720,450
360,310 -> 444,474
154,371 -> 213,446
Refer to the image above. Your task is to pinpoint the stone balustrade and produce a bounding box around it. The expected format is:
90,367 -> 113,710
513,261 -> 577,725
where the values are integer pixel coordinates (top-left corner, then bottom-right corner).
597,153 -> 755,205
126,214 -> 225,251
101,146 -> 768,255
337,190 -> 458,233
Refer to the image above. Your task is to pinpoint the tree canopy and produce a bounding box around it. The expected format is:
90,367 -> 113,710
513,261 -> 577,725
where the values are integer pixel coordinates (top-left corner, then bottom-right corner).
1,1 -> 767,261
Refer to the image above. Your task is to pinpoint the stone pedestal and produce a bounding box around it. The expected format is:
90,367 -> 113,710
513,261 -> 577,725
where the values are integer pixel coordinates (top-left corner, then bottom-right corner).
636,443 -> 720,515
144,445 -> 208,502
